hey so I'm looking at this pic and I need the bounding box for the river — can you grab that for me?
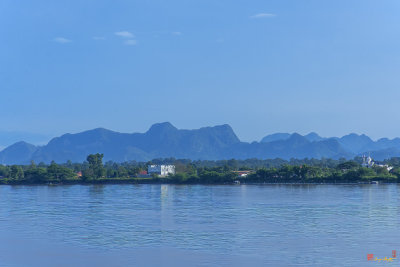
[0,184,398,266]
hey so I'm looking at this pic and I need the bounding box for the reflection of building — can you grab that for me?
[161,185,168,202]
[362,155,393,171]
[148,165,176,177]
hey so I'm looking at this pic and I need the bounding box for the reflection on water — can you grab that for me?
[0,184,399,266]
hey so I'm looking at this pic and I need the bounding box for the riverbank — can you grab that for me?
[1,156,399,185]
[0,177,397,186]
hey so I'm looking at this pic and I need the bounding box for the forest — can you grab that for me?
[0,154,399,184]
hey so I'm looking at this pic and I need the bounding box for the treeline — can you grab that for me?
[243,164,399,184]
[1,154,400,184]
[168,160,400,184]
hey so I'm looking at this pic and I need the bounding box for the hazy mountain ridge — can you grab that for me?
[0,141,38,164]
[0,131,51,148]
[0,123,399,164]
[261,132,400,158]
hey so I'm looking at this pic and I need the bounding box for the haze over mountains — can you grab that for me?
[0,131,51,151]
[0,122,400,165]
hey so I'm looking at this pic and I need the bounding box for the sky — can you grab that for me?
[1,0,400,146]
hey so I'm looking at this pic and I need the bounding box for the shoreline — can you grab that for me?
[0,179,395,186]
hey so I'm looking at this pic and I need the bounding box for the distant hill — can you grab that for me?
[261,132,324,143]
[334,133,374,154]
[260,133,291,143]
[0,141,38,164]
[304,132,325,142]
[0,122,241,164]
[236,133,350,160]
[1,123,400,164]
[0,131,50,149]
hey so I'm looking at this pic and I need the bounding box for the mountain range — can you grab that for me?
[1,122,400,164]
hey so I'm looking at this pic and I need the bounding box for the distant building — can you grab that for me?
[232,170,253,177]
[148,165,176,177]
[362,155,393,171]
[361,155,374,168]
[137,170,150,178]
[76,171,82,177]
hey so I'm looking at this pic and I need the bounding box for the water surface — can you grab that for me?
[0,184,399,266]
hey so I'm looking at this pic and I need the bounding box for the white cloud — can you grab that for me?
[53,37,72,43]
[115,31,135,38]
[250,13,276,19]
[124,39,137,46]
[172,31,182,36]
[93,36,106,40]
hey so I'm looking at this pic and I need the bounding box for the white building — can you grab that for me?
[148,165,176,177]
[361,155,374,168]
[362,155,393,171]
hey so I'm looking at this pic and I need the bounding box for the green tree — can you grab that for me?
[117,166,129,177]
[66,160,73,169]
[47,161,75,181]
[29,160,36,169]
[336,161,359,171]
[10,165,24,180]
[0,165,10,178]
[24,167,47,183]
[85,153,106,179]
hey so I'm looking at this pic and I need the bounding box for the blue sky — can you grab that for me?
[1,0,400,145]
